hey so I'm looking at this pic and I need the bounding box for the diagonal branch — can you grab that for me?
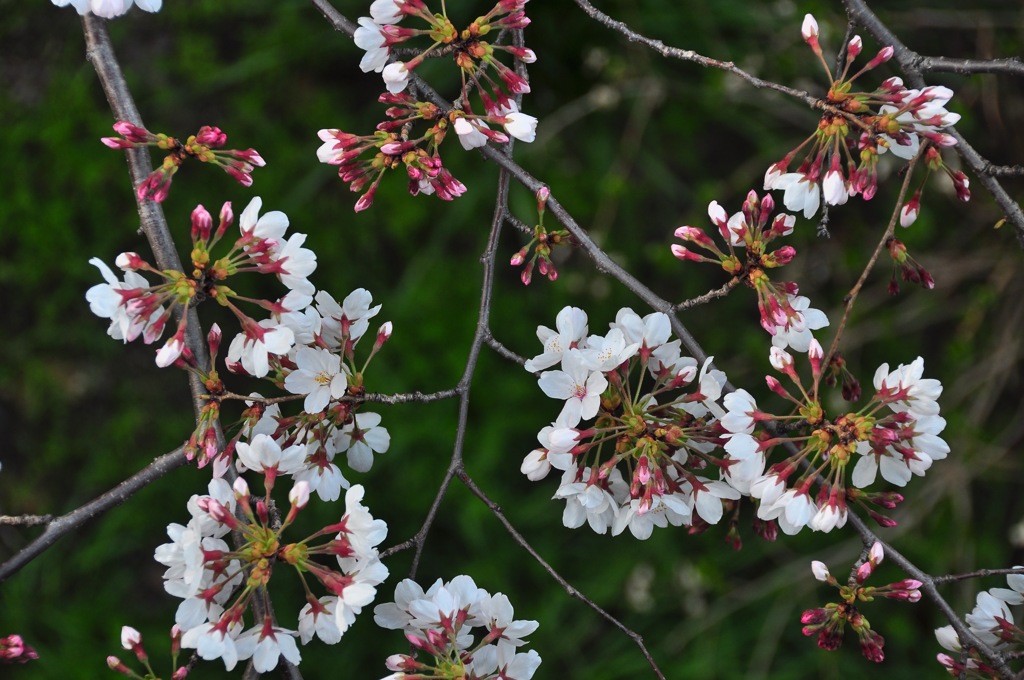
[841,0,1024,245]
[0,447,187,582]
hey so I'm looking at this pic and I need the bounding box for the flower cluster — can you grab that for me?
[510,186,571,284]
[764,14,966,219]
[934,568,1024,677]
[155,479,388,672]
[51,0,160,18]
[106,626,189,679]
[801,542,922,662]
[671,191,829,347]
[86,196,314,369]
[320,0,538,211]
[522,305,738,539]
[101,121,265,202]
[374,575,541,680]
[723,351,948,535]
[200,286,393,498]
[0,634,38,664]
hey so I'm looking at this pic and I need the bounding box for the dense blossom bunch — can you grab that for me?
[50,0,161,18]
[320,0,538,211]
[523,303,949,540]
[521,305,739,539]
[801,542,922,662]
[671,190,828,347]
[374,575,541,680]
[101,122,264,202]
[0,634,38,664]
[763,14,967,219]
[934,569,1024,677]
[86,196,314,369]
[723,352,948,535]
[207,286,393,498]
[155,479,387,672]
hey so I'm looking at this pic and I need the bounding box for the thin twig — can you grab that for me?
[457,471,667,680]
[817,151,920,397]
[0,447,187,582]
[673,277,742,312]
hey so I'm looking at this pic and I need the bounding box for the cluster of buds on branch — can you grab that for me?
[672,191,827,345]
[102,122,265,202]
[511,186,572,284]
[764,14,966,221]
[802,542,922,662]
[321,0,538,211]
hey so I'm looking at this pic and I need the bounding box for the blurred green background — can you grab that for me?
[2,0,1024,677]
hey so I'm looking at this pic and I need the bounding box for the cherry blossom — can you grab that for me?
[523,306,589,372]
[284,346,348,413]
[536,348,607,427]
[51,0,161,18]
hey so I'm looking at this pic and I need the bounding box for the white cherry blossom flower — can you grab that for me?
[454,117,490,150]
[382,61,410,94]
[335,412,390,472]
[52,0,161,17]
[537,349,607,427]
[234,624,301,673]
[524,306,589,372]
[235,433,307,477]
[226,320,295,378]
[354,17,389,73]
[284,346,348,413]
[771,172,821,219]
[771,295,829,353]
[180,621,242,671]
[317,288,382,346]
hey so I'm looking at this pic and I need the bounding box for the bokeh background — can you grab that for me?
[2,0,1024,677]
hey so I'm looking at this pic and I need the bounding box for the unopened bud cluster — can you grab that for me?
[802,542,922,662]
[102,121,265,203]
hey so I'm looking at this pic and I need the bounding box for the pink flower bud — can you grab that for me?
[801,14,819,41]
[120,626,141,651]
[672,244,705,263]
[674,225,715,246]
[112,121,149,141]
[847,35,863,60]
[289,481,310,509]
[866,45,895,70]
[374,321,393,351]
[115,252,146,270]
[869,541,884,566]
[101,136,136,149]
[536,185,550,213]
[207,323,222,359]
[191,204,213,241]
[195,125,227,147]
[233,476,250,499]
[107,656,133,675]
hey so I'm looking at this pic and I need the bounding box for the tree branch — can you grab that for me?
[0,447,187,582]
[841,0,1024,245]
